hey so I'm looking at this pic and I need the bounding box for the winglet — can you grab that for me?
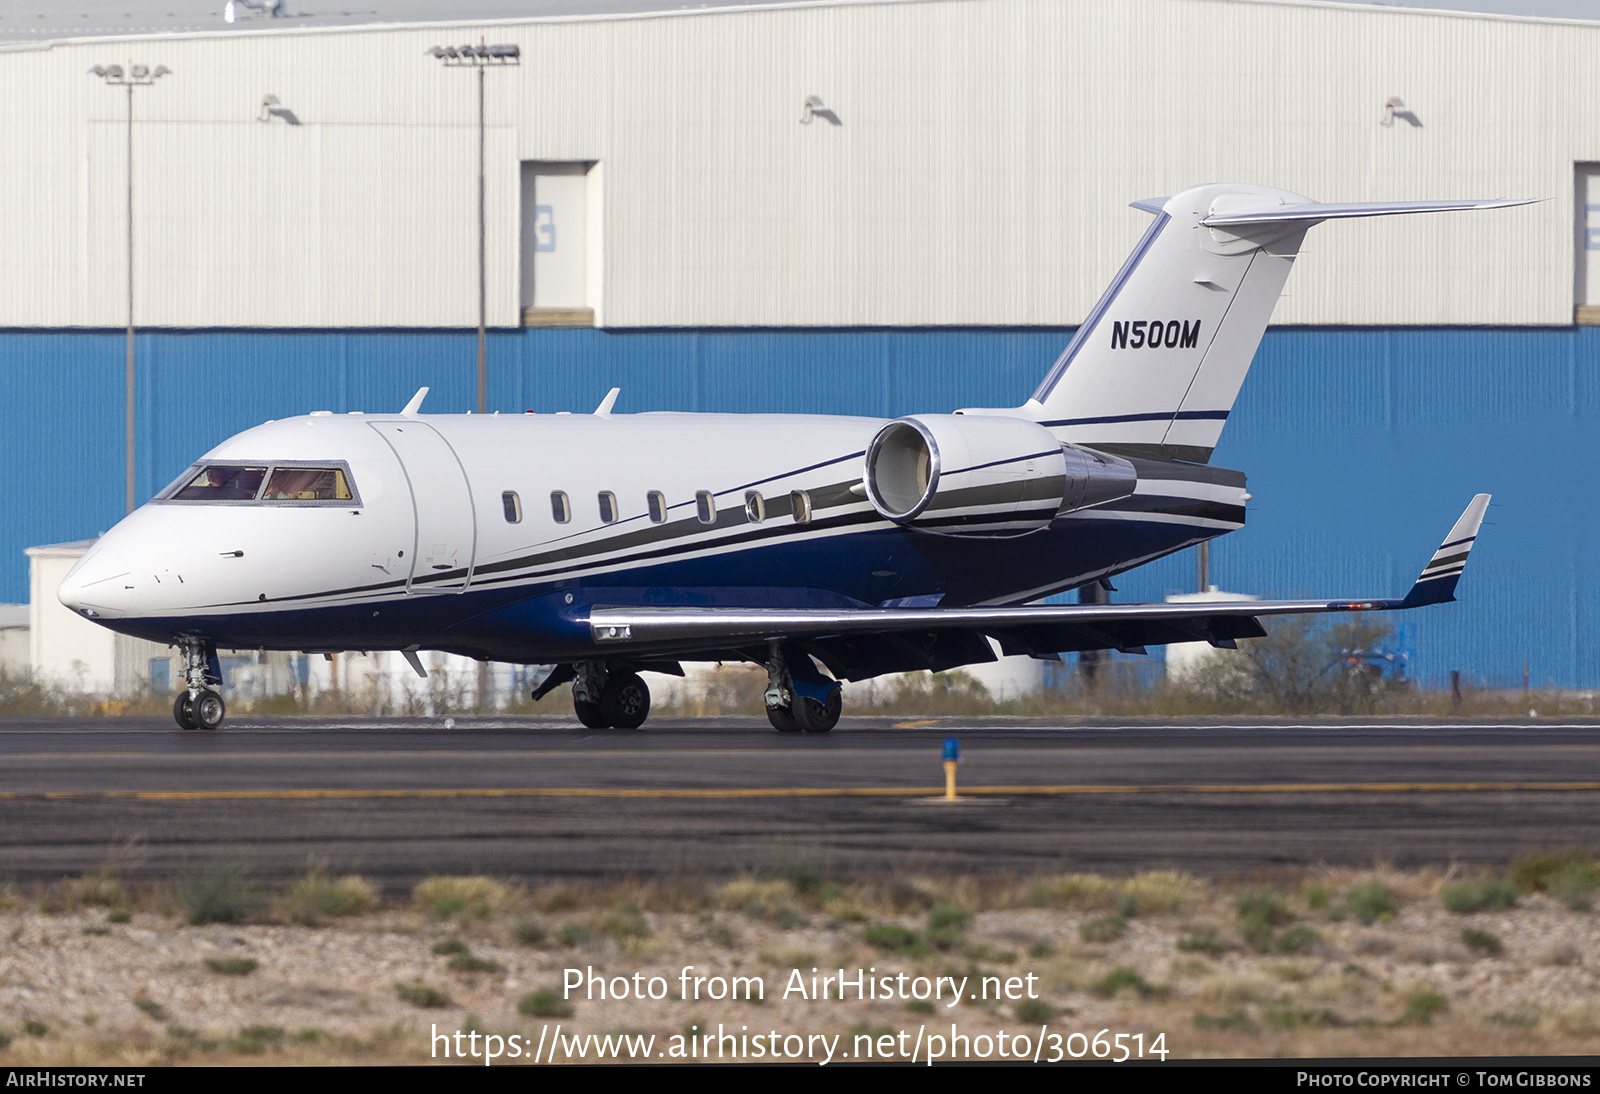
[400,387,429,416]
[594,387,620,416]
[1398,494,1491,608]
[401,647,428,678]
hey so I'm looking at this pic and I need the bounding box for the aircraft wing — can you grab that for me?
[587,495,1489,670]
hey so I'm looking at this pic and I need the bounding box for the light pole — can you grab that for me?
[427,41,520,416]
[90,61,171,515]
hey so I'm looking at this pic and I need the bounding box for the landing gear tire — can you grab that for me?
[792,690,841,734]
[601,671,651,730]
[192,689,226,731]
[173,691,197,731]
[766,705,802,733]
[574,697,610,729]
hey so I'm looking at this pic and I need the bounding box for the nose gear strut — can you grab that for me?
[173,638,226,731]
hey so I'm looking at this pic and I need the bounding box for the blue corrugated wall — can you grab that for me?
[5,325,1596,687]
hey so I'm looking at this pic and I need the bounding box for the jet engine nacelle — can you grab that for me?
[863,414,1136,536]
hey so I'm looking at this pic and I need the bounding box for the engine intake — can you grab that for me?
[864,415,1135,536]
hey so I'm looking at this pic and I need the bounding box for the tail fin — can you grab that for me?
[962,185,1533,463]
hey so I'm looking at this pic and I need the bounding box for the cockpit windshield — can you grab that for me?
[171,466,267,500]
[159,464,358,505]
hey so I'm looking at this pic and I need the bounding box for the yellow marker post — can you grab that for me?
[942,737,960,800]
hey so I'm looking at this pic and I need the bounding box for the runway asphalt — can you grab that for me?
[2,715,1598,884]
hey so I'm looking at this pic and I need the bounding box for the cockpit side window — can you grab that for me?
[262,467,353,501]
[171,465,268,501]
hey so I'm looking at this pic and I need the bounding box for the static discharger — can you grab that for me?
[943,737,960,800]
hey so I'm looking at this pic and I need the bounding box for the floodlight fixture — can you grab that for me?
[427,38,522,415]
[90,59,172,513]
[425,39,520,66]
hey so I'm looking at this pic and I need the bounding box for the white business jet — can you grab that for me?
[58,184,1526,732]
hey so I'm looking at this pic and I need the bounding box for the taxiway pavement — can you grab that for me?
[2,716,1596,883]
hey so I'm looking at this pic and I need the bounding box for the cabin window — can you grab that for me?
[744,491,765,523]
[598,491,618,524]
[791,489,812,524]
[172,465,268,501]
[695,491,716,525]
[262,467,354,501]
[551,491,571,523]
[647,491,668,524]
[502,491,522,523]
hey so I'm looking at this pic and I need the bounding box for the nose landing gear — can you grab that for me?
[173,639,225,731]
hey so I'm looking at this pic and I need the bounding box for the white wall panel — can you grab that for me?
[0,0,1593,328]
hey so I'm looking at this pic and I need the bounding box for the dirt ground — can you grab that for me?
[1,866,1597,1065]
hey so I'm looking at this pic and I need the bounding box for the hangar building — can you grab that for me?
[2,0,1597,689]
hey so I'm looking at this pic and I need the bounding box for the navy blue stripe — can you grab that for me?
[1037,410,1230,428]
[1033,212,1171,403]
[1437,535,1477,551]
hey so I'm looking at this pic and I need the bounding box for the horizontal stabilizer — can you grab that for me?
[1200,198,1537,227]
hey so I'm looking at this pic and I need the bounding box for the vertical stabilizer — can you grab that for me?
[960,185,1534,463]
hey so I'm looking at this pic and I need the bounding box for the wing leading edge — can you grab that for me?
[587,495,1490,669]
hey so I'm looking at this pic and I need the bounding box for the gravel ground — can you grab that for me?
[1,871,1598,1064]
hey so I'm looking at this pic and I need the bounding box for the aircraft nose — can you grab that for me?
[58,547,134,619]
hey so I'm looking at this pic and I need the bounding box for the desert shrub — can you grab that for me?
[1440,879,1518,914]
[228,1025,285,1054]
[1015,999,1056,1022]
[1461,928,1503,957]
[1546,862,1600,912]
[173,863,260,925]
[1346,881,1397,925]
[1272,924,1321,955]
[1119,871,1201,915]
[1029,873,1116,910]
[448,952,502,974]
[204,957,258,976]
[1401,990,1449,1026]
[1194,1009,1257,1033]
[1177,926,1228,957]
[513,918,547,946]
[1091,967,1160,999]
[556,923,593,947]
[1235,890,1293,925]
[133,997,167,1021]
[413,876,516,920]
[395,982,451,1008]
[1510,850,1597,893]
[598,904,650,940]
[62,871,125,909]
[862,924,927,956]
[283,870,376,924]
[518,989,573,1018]
[1265,1005,1344,1030]
[926,904,972,949]
[432,937,469,956]
[1079,915,1127,943]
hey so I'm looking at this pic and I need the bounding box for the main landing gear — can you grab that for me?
[764,642,842,734]
[173,639,226,731]
[569,662,651,730]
